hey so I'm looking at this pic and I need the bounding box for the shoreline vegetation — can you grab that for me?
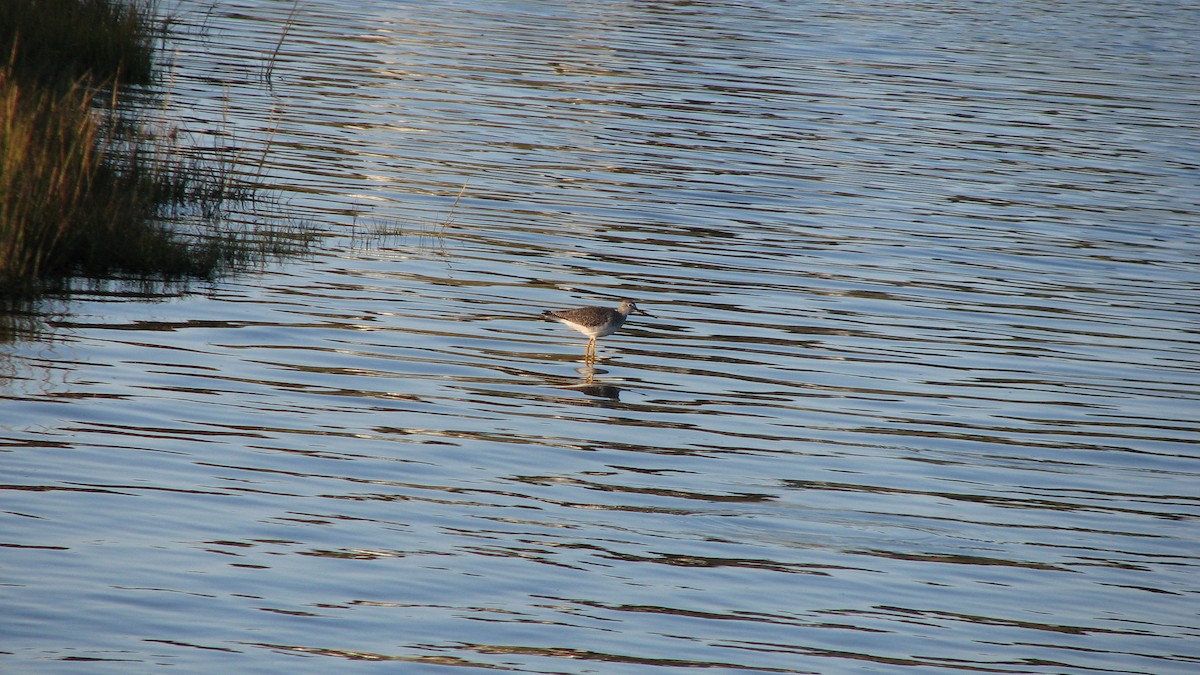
[1,0,306,298]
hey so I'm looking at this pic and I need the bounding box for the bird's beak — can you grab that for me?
[636,307,656,318]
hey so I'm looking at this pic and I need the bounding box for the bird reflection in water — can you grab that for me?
[563,378,622,400]
[551,364,622,400]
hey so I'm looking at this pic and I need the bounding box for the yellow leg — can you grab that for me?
[586,338,596,363]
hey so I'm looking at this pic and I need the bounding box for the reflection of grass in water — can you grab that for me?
[0,0,312,298]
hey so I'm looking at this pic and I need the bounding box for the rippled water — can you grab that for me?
[3,0,1199,672]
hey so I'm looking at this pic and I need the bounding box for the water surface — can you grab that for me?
[3,0,1199,672]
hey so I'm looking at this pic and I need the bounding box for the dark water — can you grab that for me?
[3,0,1199,672]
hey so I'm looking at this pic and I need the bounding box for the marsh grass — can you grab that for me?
[0,0,163,88]
[347,182,469,256]
[438,181,469,235]
[263,0,301,85]
[1,0,312,298]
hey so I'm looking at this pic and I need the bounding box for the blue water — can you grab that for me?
[3,0,1199,672]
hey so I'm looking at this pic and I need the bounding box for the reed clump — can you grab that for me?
[1,0,304,297]
[0,0,159,89]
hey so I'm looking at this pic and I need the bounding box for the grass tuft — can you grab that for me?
[0,0,163,89]
[0,0,310,298]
